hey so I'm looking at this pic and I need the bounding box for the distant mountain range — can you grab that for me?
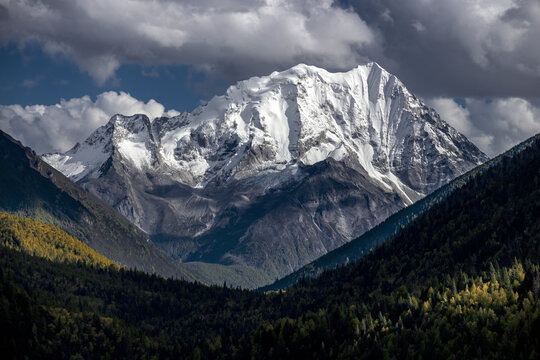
[42,63,488,287]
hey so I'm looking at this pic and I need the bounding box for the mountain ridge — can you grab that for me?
[0,130,202,281]
[1,132,539,359]
[42,63,488,287]
[45,62,487,194]
[261,132,540,291]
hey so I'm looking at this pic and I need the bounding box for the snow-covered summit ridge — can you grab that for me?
[43,113,158,182]
[43,62,488,199]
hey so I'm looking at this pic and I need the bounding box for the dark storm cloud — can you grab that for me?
[343,0,540,156]
[3,0,537,98]
[0,0,376,84]
[347,0,540,99]
[428,97,540,156]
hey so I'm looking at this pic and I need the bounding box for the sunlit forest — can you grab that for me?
[0,212,117,269]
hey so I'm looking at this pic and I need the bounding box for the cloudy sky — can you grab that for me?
[1,0,539,156]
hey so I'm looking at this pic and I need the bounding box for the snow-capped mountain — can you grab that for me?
[43,63,488,287]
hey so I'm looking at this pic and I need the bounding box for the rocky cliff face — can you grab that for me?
[43,63,488,287]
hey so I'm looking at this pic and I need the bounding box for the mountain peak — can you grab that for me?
[45,63,487,190]
[106,114,153,139]
[109,113,150,126]
[238,62,393,91]
[269,62,388,80]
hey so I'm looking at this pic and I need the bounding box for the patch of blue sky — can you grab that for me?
[0,43,225,112]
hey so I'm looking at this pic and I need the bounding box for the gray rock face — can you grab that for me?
[43,63,488,287]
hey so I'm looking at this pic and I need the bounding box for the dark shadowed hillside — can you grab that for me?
[0,130,200,281]
[262,133,539,291]
[1,133,539,358]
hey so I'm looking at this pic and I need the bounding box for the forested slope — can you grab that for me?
[0,212,117,268]
[1,133,539,359]
[0,130,201,281]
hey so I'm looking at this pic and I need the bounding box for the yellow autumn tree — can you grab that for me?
[0,212,118,269]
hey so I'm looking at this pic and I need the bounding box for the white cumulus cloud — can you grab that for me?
[0,92,179,154]
[428,97,540,157]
